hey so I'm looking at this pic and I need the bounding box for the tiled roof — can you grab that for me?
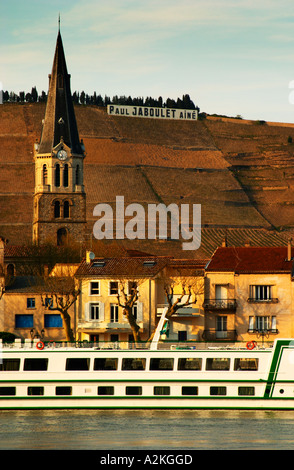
[206,246,294,273]
[75,256,171,278]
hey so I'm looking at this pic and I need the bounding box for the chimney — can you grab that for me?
[288,238,292,262]
[221,236,227,247]
[86,251,95,264]
[244,239,251,247]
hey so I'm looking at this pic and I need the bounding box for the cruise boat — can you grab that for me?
[1,311,294,409]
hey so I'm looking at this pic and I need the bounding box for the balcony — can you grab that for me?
[203,299,237,311]
[156,304,200,316]
[247,298,278,304]
[202,329,238,341]
[77,320,143,332]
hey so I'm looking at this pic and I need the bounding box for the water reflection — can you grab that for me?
[0,409,294,449]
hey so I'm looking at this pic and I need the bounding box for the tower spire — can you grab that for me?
[37,30,83,156]
[58,13,60,33]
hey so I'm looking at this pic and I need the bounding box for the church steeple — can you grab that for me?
[33,29,86,247]
[37,30,83,156]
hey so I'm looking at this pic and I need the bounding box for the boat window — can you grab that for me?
[65,358,90,371]
[210,386,226,396]
[98,386,114,396]
[150,358,174,370]
[178,358,202,370]
[28,387,44,396]
[0,387,16,396]
[153,386,170,396]
[122,358,146,370]
[23,358,48,371]
[0,359,20,371]
[182,386,198,396]
[125,386,142,396]
[238,387,255,396]
[234,358,259,371]
[56,386,72,396]
[93,358,118,370]
[206,358,230,371]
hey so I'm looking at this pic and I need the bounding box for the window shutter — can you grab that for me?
[84,302,89,322]
[99,302,105,321]
[248,316,254,332]
[137,302,143,322]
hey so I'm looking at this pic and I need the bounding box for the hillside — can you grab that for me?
[0,102,293,258]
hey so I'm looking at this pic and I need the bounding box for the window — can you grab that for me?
[15,314,33,328]
[210,386,226,396]
[63,164,68,187]
[54,200,60,218]
[63,200,70,218]
[55,164,60,187]
[178,358,202,371]
[56,386,72,395]
[122,358,146,370]
[98,386,114,396]
[90,281,100,295]
[128,281,138,295]
[154,386,170,396]
[250,285,272,301]
[249,316,277,333]
[109,281,119,295]
[178,331,187,341]
[44,314,62,328]
[44,298,53,308]
[110,304,119,323]
[94,358,118,370]
[150,358,174,371]
[66,358,90,371]
[27,298,35,309]
[125,386,142,396]
[182,386,198,396]
[132,304,138,320]
[6,264,14,276]
[90,303,100,321]
[0,387,16,396]
[24,358,48,371]
[256,316,270,332]
[0,359,20,371]
[238,387,255,396]
[206,358,230,371]
[234,358,259,371]
[28,387,44,396]
[57,227,68,246]
[42,164,48,185]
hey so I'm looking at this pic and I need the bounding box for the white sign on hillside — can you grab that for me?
[107,104,198,121]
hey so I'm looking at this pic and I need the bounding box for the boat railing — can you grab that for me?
[0,339,274,351]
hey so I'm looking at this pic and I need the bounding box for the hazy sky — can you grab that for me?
[2,0,294,122]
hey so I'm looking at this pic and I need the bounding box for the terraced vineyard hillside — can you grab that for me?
[0,103,293,258]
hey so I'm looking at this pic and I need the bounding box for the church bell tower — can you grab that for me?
[33,28,86,246]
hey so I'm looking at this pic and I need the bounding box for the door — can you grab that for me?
[216,316,227,339]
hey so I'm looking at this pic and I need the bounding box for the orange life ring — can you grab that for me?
[36,341,45,350]
[246,341,256,350]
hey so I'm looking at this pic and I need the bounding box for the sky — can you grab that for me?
[1,0,294,123]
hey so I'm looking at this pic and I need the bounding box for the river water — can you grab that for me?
[0,409,294,450]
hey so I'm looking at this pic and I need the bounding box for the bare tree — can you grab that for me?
[163,272,204,320]
[116,280,142,343]
[41,269,80,342]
